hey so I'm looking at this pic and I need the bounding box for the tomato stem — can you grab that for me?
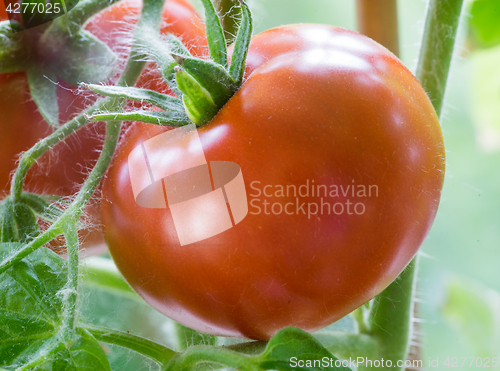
[84,0,252,127]
[165,345,260,371]
[84,324,178,365]
[61,222,79,341]
[361,258,418,370]
[416,0,465,117]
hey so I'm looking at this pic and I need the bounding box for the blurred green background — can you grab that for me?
[82,0,500,369]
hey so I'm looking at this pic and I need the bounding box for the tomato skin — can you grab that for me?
[102,25,445,339]
[0,0,206,254]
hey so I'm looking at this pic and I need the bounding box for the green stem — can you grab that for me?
[10,111,94,202]
[61,222,80,342]
[84,325,177,365]
[416,0,465,117]
[166,346,258,371]
[0,115,122,274]
[361,258,418,370]
[80,257,140,300]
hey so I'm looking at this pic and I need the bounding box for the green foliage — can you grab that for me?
[0,244,111,369]
[442,276,500,358]
[0,0,467,368]
[165,327,351,371]
[0,21,27,73]
[469,0,500,47]
[27,68,60,127]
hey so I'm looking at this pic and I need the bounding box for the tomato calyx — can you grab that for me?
[84,0,252,127]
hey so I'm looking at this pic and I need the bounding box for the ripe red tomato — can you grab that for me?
[0,0,206,254]
[102,24,445,340]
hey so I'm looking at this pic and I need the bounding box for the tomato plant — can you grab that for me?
[0,0,465,369]
[101,22,445,340]
[0,0,206,254]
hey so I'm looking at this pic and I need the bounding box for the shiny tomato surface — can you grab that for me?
[0,0,206,254]
[103,24,445,340]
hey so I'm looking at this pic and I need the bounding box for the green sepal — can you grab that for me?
[0,198,17,243]
[171,54,237,105]
[13,203,40,243]
[229,0,253,85]
[27,67,60,128]
[175,67,219,126]
[40,26,117,85]
[83,83,185,112]
[0,21,28,73]
[19,193,64,223]
[200,0,228,67]
[87,110,191,127]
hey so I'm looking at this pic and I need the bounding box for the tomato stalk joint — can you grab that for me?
[84,0,253,127]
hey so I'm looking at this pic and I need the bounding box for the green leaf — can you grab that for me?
[57,29,117,85]
[442,275,500,357]
[52,328,112,370]
[0,245,66,365]
[0,243,110,369]
[27,68,59,128]
[87,109,191,126]
[83,84,185,112]
[228,0,253,85]
[256,328,351,370]
[13,203,40,243]
[0,21,28,73]
[200,0,228,67]
[3,328,111,370]
[0,199,18,243]
[470,0,500,47]
[19,193,64,223]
